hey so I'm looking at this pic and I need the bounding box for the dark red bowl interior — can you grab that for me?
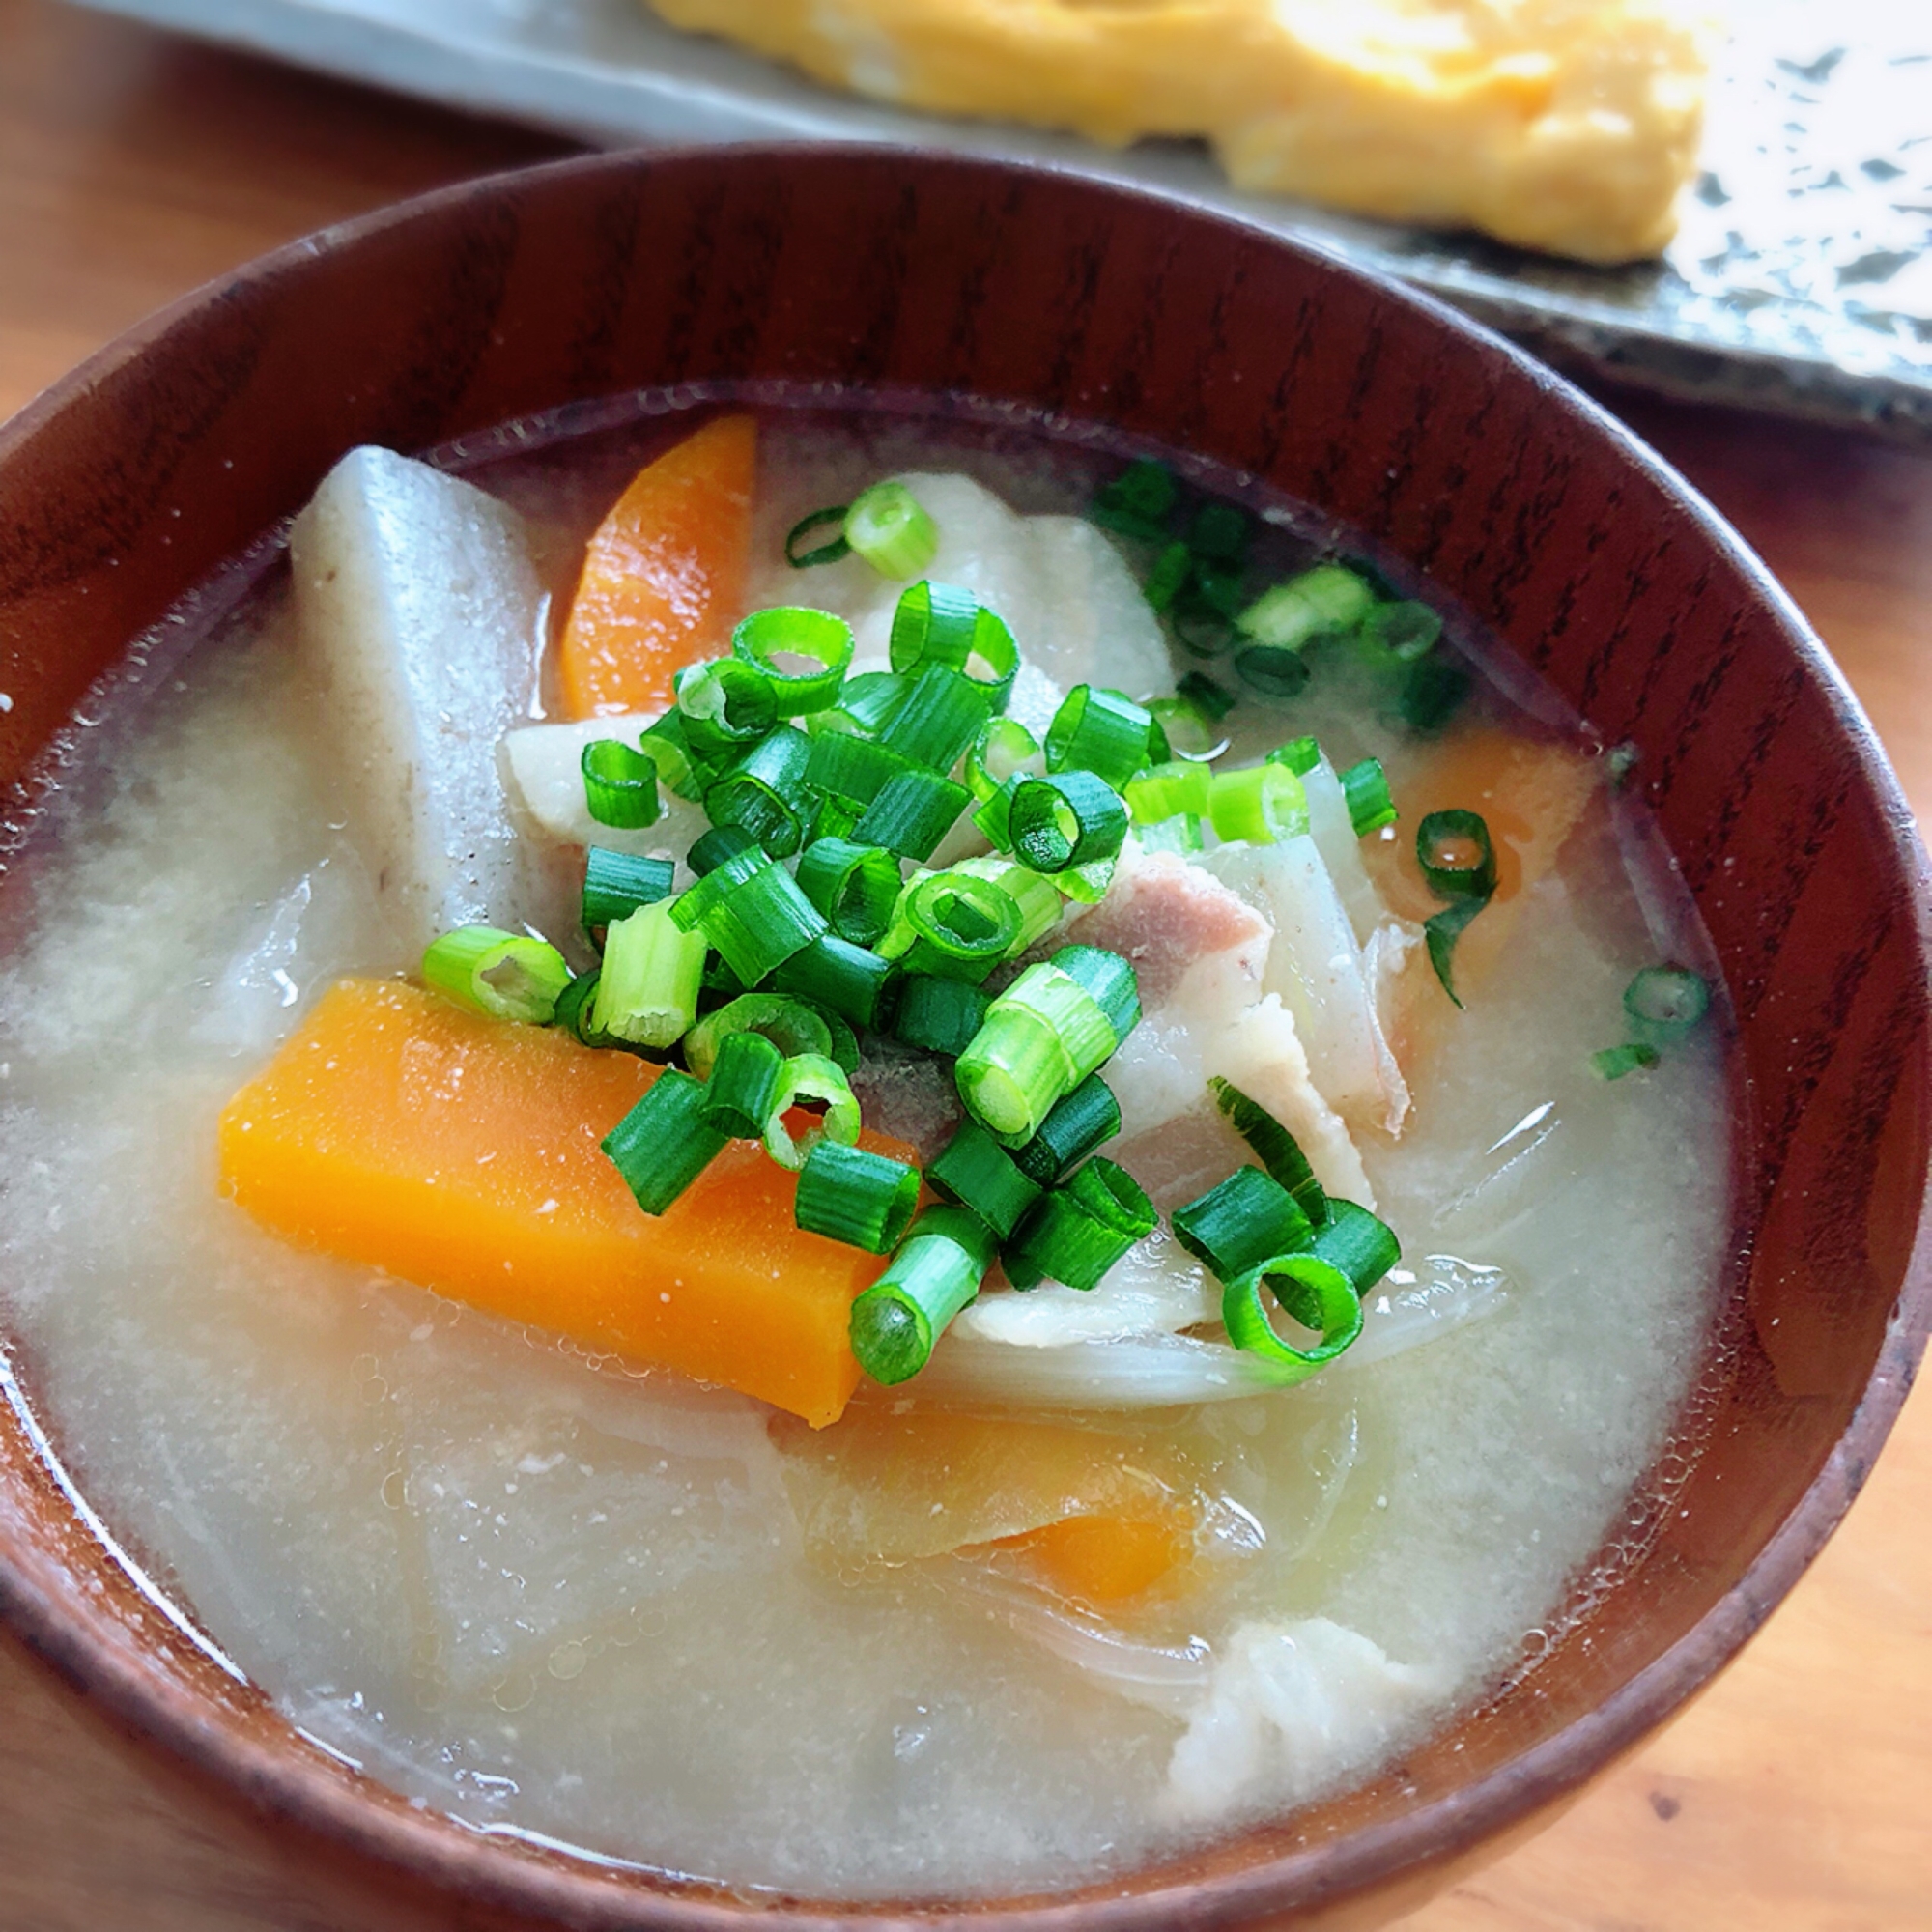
[0,146,1927,1931]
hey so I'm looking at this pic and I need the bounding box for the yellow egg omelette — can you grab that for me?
[643,0,1717,263]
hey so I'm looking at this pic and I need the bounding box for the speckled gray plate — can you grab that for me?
[71,0,1932,441]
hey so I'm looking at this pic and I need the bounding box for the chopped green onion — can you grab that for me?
[591,899,707,1048]
[1050,854,1121,906]
[1172,1165,1314,1282]
[972,771,1023,853]
[1416,808,1496,1008]
[700,952,748,1004]
[1146,695,1226,762]
[1176,670,1235,723]
[1401,656,1472,732]
[1268,736,1321,778]
[1054,944,1142,1040]
[639,710,713,802]
[945,854,1063,952]
[1306,1197,1401,1295]
[1624,966,1710,1037]
[688,823,759,877]
[700,1028,787,1139]
[674,656,779,762]
[892,974,991,1056]
[552,969,608,1046]
[848,1205,996,1385]
[955,948,1138,1147]
[763,1052,863,1171]
[1188,500,1251,563]
[1009,1074,1121,1186]
[1364,600,1443,660]
[879,664,993,774]
[1046,685,1155,790]
[1208,762,1309,845]
[581,737,662,830]
[794,1142,920,1254]
[844,481,940,580]
[803,1000,861,1075]
[888,583,1019,710]
[964,716,1043,804]
[731,607,854,715]
[1009,771,1129,874]
[771,934,895,1030]
[878,871,1022,983]
[1417,810,1497,901]
[805,728,915,807]
[673,853,829,987]
[422,926,572,1026]
[1339,757,1398,836]
[582,849,675,931]
[1135,814,1206,856]
[602,1068,729,1216]
[668,841,768,930]
[852,768,972,862]
[795,837,902,947]
[1209,1077,1327,1225]
[683,992,835,1079]
[926,1120,1044,1240]
[1124,759,1212,825]
[1235,647,1312,700]
[1091,458,1178,542]
[785,505,851,567]
[1143,540,1192,612]
[1004,1158,1155,1291]
[703,724,814,858]
[1221,1257,1361,1378]
[810,669,909,741]
[1236,563,1375,650]
[807,795,863,844]
[1593,1042,1660,1080]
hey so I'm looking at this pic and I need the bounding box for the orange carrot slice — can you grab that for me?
[773,1403,1198,1605]
[217,978,906,1427]
[556,413,757,718]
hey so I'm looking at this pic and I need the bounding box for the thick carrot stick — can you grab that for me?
[556,413,757,718]
[218,978,904,1427]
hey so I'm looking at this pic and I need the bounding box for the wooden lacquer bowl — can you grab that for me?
[0,148,1926,1932]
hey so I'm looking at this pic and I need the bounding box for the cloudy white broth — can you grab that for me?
[0,405,1729,1896]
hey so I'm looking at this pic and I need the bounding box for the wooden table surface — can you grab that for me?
[0,2,1927,1924]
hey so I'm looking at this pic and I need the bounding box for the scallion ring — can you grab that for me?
[1416,809,1497,1009]
[702,724,814,858]
[422,926,572,1026]
[762,1052,863,1172]
[794,1142,921,1254]
[1208,762,1309,845]
[700,1028,788,1140]
[602,1068,729,1216]
[964,716,1044,804]
[1222,1255,1362,1376]
[1045,685,1156,791]
[1003,1157,1155,1292]
[1209,1076,1328,1225]
[784,504,851,568]
[730,607,855,715]
[682,993,835,1080]
[1339,757,1398,837]
[1171,1165,1315,1283]
[1593,1042,1661,1080]
[590,899,707,1049]
[878,871,1022,984]
[852,767,973,863]
[674,656,779,762]
[844,481,940,580]
[848,1205,996,1385]
[581,848,675,931]
[581,737,662,830]
[1624,966,1710,1037]
[795,837,902,947]
[926,1120,1044,1241]
[1008,771,1128,875]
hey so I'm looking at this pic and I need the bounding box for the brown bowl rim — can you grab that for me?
[0,143,1928,1930]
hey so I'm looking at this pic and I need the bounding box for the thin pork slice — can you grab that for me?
[290,447,549,954]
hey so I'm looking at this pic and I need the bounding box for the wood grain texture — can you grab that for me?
[0,2,1925,1927]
